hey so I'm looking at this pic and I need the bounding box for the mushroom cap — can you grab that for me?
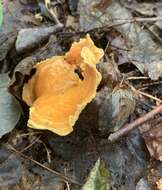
[22,35,104,136]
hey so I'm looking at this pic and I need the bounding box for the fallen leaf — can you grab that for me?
[128,2,156,16]
[78,0,162,80]
[0,32,16,61]
[99,86,136,132]
[0,148,23,188]
[81,158,110,190]
[16,24,63,53]
[142,124,162,161]
[9,56,36,100]
[0,74,21,138]
[0,0,33,61]
[0,146,64,189]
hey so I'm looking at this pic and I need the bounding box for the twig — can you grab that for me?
[127,76,149,80]
[137,90,162,103]
[86,16,162,33]
[112,16,162,23]
[65,181,71,190]
[137,81,162,90]
[38,139,51,164]
[110,44,131,51]
[7,144,81,186]
[19,136,51,164]
[130,85,162,103]
[20,136,40,153]
[108,104,162,142]
[17,132,42,137]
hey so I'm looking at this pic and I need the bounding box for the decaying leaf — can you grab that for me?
[0,148,23,188]
[99,86,135,132]
[0,0,32,61]
[16,24,63,53]
[9,56,36,100]
[0,74,21,138]
[81,158,110,190]
[22,35,104,136]
[78,0,162,80]
[0,146,64,189]
[142,124,162,161]
[0,32,17,62]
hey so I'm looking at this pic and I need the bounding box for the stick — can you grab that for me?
[108,105,162,142]
[112,16,162,23]
[137,90,162,103]
[127,76,149,80]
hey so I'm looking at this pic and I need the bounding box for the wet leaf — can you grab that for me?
[31,166,65,190]
[0,146,64,189]
[16,24,63,53]
[81,158,110,190]
[102,135,148,190]
[99,86,136,132]
[0,148,23,188]
[0,74,21,138]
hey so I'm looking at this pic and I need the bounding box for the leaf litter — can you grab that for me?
[0,0,162,189]
[0,74,21,138]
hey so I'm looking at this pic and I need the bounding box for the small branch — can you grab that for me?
[86,16,162,34]
[130,85,162,103]
[127,76,149,80]
[7,144,81,186]
[137,81,162,90]
[20,136,40,153]
[137,90,162,103]
[108,105,162,142]
[112,16,162,23]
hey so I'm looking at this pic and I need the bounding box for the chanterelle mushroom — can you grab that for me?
[22,35,104,136]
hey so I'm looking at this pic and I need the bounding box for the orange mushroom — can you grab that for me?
[22,35,104,136]
[157,179,162,190]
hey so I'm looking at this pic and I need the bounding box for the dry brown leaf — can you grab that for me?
[142,124,162,161]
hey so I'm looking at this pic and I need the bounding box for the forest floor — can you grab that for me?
[0,0,162,189]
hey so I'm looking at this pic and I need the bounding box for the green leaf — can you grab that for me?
[81,158,110,190]
[0,1,3,27]
[0,74,21,138]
